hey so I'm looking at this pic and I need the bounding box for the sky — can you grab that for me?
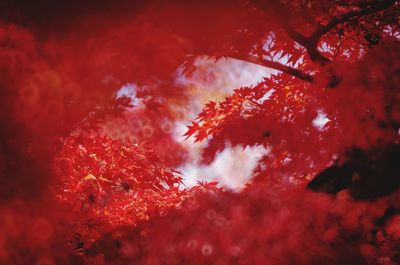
[113,55,332,191]
[114,57,274,191]
[173,57,273,190]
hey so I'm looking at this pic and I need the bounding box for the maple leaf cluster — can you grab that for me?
[52,135,191,243]
[0,0,399,265]
[86,185,400,265]
[186,40,400,181]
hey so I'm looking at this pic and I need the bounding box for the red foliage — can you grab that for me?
[53,135,191,244]
[0,1,399,265]
[87,186,400,265]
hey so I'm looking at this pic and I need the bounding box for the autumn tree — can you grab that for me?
[0,0,399,264]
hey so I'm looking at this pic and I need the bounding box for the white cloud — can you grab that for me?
[312,110,330,130]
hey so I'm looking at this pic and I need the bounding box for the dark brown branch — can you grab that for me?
[255,0,396,65]
[228,53,314,83]
[255,0,330,64]
[310,0,397,43]
[306,0,396,64]
[219,1,396,83]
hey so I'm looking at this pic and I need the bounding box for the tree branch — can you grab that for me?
[310,0,396,43]
[228,53,314,83]
[254,0,330,64]
[255,0,396,65]
[209,1,396,84]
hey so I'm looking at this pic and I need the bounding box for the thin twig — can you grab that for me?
[228,53,314,82]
